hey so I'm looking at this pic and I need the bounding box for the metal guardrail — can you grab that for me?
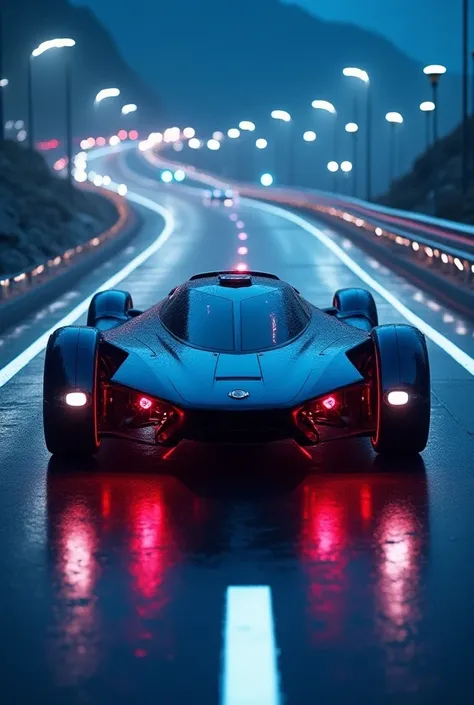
[238,187,474,295]
[0,184,130,303]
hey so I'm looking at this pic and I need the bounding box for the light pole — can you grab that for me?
[343,67,371,200]
[302,130,317,187]
[95,87,121,135]
[423,64,446,215]
[462,0,469,194]
[0,9,4,142]
[385,112,404,190]
[340,160,353,195]
[420,101,435,150]
[311,100,337,189]
[270,110,294,185]
[226,127,241,178]
[238,120,256,181]
[29,38,76,183]
[327,160,339,192]
[345,122,359,196]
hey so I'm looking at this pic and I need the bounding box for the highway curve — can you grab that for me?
[0,147,474,705]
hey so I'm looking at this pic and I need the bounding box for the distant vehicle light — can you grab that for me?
[128,130,139,140]
[139,396,153,410]
[207,138,221,150]
[174,169,186,182]
[117,184,128,195]
[238,246,248,255]
[256,138,268,149]
[340,160,353,173]
[327,161,339,172]
[236,262,248,272]
[183,127,195,138]
[65,392,88,407]
[387,391,409,406]
[227,128,241,139]
[260,173,273,186]
[161,170,173,183]
[213,189,222,197]
[118,129,128,140]
[303,130,317,142]
[188,137,201,149]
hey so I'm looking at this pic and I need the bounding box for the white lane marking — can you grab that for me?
[244,198,474,376]
[0,189,175,388]
[221,586,281,705]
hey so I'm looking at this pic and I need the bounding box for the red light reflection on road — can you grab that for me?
[375,502,422,639]
[301,483,348,644]
[51,501,100,685]
[129,490,167,603]
[299,474,426,686]
[360,483,372,522]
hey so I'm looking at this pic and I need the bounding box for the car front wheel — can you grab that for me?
[43,326,101,457]
[370,324,430,455]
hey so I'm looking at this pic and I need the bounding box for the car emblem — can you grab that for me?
[228,389,249,400]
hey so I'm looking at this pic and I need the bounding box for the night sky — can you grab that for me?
[71,0,464,70]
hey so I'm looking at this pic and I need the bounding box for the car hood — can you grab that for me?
[108,327,366,410]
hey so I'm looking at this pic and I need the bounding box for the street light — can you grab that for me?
[207,138,221,150]
[256,138,268,149]
[121,103,137,115]
[341,160,353,173]
[312,100,338,189]
[183,127,195,138]
[261,173,274,186]
[0,78,8,87]
[303,130,317,142]
[327,161,339,172]
[95,87,120,104]
[271,109,295,184]
[423,64,446,215]
[271,109,291,122]
[342,67,371,200]
[423,65,446,145]
[420,101,435,148]
[239,120,256,131]
[29,37,76,184]
[228,128,240,139]
[385,112,404,188]
[188,137,201,149]
[344,123,359,196]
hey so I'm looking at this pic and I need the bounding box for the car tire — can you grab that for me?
[43,326,101,457]
[370,324,430,456]
[87,290,133,331]
[333,288,378,331]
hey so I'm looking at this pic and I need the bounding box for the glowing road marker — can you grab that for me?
[244,198,474,377]
[221,586,281,705]
[0,188,175,388]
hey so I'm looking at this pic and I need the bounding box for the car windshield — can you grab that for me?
[240,290,310,351]
[160,287,235,351]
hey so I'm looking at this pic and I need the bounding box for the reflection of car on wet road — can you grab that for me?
[43,271,431,457]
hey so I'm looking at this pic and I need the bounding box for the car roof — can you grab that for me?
[159,272,312,352]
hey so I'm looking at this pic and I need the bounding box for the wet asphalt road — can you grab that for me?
[1,148,474,705]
